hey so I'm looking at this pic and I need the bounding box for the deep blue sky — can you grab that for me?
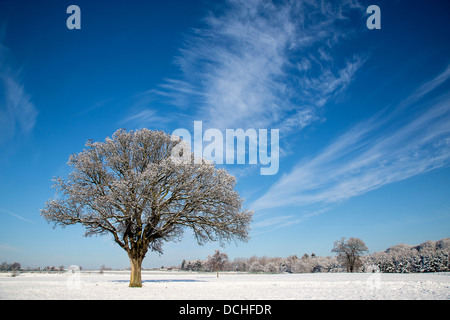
[1,0,449,269]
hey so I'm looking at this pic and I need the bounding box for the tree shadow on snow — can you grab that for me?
[112,279,206,283]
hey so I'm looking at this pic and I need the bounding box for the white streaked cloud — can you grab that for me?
[121,109,167,129]
[251,64,450,214]
[0,75,37,134]
[0,208,36,225]
[119,90,183,130]
[157,0,365,131]
[0,27,38,146]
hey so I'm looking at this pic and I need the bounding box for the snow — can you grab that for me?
[0,271,449,300]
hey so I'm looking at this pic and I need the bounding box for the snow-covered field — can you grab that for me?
[0,271,449,300]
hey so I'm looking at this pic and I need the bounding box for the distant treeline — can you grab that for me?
[0,262,71,272]
[0,262,22,271]
[3,238,448,274]
[181,238,450,274]
[366,238,450,273]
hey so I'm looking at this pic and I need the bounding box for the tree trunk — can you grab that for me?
[129,257,143,287]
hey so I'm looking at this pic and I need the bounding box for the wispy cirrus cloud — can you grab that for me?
[0,208,36,225]
[251,64,450,214]
[0,27,38,147]
[118,90,183,131]
[157,0,365,130]
[0,75,37,141]
[120,109,168,129]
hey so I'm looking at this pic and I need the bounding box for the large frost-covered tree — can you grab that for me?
[41,129,253,287]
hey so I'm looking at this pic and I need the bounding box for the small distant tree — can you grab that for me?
[41,129,253,287]
[332,237,368,272]
[206,250,228,277]
[100,265,112,272]
[10,262,21,271]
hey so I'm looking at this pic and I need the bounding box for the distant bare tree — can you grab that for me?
[10,262,21,271]
[100,265,112,272]
[206,250,229,277]
[332,237,368,272]
[41,129,253,287]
